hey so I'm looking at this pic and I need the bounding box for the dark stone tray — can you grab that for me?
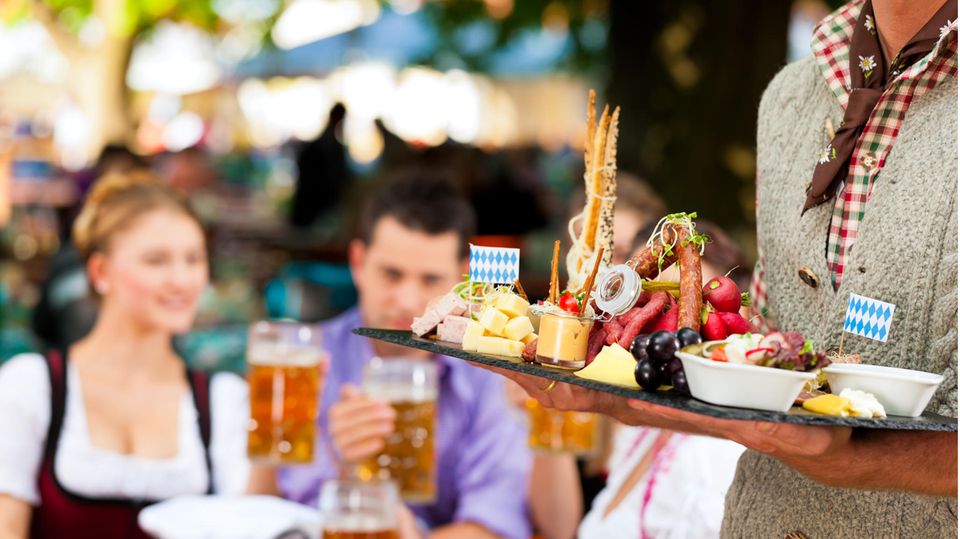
[353,328,957,432]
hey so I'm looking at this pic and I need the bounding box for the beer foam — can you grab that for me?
[325,512,394,532]
[363,383,437,403]
[247,343,324,366]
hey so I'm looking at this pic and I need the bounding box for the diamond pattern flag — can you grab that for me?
[469,244,520,284]
[843,293,895,342]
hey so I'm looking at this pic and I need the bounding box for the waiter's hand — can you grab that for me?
[483,366,956,495]
[329,384,396,463]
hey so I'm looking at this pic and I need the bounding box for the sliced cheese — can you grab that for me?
[574,343,640,389]
[476,336,525,358]
[502,316,534,341]
[521,332,538,345]
[461,320,485,352]
[495,293,530,318]
[478,307,509,335]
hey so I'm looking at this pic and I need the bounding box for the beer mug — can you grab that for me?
[526,398,599,455]
[320,480,400,539]
[358,357,438,503]
[246,320,325,464]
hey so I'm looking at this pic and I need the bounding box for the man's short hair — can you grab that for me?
[358,169,476,259]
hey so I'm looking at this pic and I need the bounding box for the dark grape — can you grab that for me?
[676,327,703,348]
[631,334,651,355]
[647,331,680,364]
[671,369,690,395]
[634,359,658,391]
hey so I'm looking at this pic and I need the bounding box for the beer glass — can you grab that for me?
[319,480,399,539]
[358,357,438,503]
[526,398,599,455]
[246,320,325,464]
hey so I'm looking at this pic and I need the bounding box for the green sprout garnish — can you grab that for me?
[645,212,709,271]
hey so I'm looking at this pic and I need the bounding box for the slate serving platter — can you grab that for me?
[353,328,957,432]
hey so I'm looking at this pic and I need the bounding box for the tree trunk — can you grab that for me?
[606,0,792,234]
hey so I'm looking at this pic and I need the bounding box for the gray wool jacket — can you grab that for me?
[720,56,958,538]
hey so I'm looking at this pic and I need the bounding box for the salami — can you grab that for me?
[587,326,607,363]
[618,291,668,349]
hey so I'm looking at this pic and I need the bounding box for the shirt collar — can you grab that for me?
[811,0,958,107]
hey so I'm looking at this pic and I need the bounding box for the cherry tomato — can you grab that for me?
[710,346,728,362]
[558,292,580,314]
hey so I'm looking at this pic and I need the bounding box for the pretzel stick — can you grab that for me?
[549,240,560,303]
[513,279,528,302]
[578,247,604,316]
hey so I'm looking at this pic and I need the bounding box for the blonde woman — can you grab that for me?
[0,173,273,539]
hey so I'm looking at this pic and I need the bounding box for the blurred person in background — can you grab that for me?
[0,172,274,539]
[32,145,149,352]
[569,172,667,265]
[291,103,350,229]
[278,170,532,539]
[578,222,747,539]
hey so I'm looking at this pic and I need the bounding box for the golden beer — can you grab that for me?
[359,358,438,503]
[356,399,436,502]
[246,321,324,464]
[320,480,399,539]
[526,398,599,455]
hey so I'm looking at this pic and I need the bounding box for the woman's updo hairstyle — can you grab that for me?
[72,170,201,260]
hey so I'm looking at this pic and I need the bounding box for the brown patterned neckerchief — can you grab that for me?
[803,0,958,212]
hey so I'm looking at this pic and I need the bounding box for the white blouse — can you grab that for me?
[579,426,745,539]
[0,354,251,505]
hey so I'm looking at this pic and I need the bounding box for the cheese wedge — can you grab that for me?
[502,316,534,341]
[461,320,485,352]
[476,336,525,358]
[495,293,530,318]
[574,343,640,389]
[478,307,509,335]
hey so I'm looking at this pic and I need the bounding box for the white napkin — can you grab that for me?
[139,495,322,539]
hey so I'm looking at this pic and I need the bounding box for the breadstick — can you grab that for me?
[578,247,604,316]
[549,240,560,303]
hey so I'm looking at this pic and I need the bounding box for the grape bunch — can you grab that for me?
[630,328,702,394]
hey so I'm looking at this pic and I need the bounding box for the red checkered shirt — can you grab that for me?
[750,0,958,329]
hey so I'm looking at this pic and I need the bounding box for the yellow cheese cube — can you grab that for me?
[521,332,538,345]
[461,320,485,352]
[495,293,530,318]
[476,336,525,358]
[478,307,509,335]
[502,316,534,341]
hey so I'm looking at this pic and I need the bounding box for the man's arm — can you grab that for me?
[488,366,958,496]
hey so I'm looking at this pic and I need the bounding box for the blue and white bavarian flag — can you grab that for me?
[843,293,895,343]
[469,244,519,284]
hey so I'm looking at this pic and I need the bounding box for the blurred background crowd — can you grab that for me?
[0,0,838,367]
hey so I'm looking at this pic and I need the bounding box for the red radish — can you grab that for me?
[718,311,751,335]
[650,305,679,332]
[702,276,742,313]
[701,311,728,341]
[745,347,774,364]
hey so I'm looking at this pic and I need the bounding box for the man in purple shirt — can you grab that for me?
[279,171,532,539]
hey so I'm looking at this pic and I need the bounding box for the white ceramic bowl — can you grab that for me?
[676,350,816,412]
[822,363,943,417]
